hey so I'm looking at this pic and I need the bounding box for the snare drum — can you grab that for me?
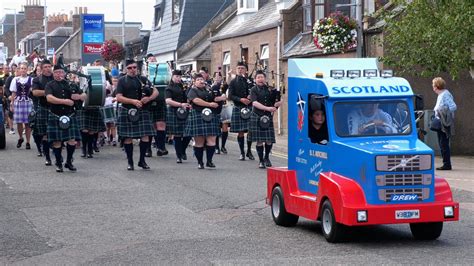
[101,105,117,123]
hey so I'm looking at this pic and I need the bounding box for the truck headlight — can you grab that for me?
[357,210,368,222]
[444,206,454,218]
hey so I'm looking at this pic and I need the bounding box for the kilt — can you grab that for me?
[248,112,276,143]
[47,112,81,142]
[184,109,220,137]
[230,105,250,132]
[166,106,186,135]
[117,106,155,138]
[149,101,166,122]
[77,108,106,132]
[13,99,33,124]
[220,105,232,123]
[33,105,49,136]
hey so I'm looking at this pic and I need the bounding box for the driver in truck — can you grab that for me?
[347,103,394,135]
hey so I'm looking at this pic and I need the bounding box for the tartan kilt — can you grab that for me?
[248,112,276,143]
[77,108,106,132]
[33,105,49,136]
[184,109,220,137]
[117,107,155,138]
[13,99,33,124]
[47,112,81,142]
[166,106,186,135]
[230,105,250,132]
[149,101,166,122]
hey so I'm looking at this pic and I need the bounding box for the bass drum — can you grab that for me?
[80,66,106,108]
[148,63,171,86]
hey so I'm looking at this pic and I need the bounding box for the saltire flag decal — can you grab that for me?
[297,91,305,132]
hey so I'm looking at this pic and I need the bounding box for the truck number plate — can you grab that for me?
[395,210,420,220]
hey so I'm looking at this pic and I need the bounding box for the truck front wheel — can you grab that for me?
[410,222,443,240]
[271,186,299,227]
[321,200,345,243]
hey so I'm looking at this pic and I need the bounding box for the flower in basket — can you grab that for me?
[312,11,357,54]
[100,39,125,62]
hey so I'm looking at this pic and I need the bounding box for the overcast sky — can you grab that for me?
[0,0,155,30]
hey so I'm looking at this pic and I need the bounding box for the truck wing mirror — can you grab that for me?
[415,94,424,111]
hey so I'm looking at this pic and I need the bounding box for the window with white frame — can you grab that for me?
[222,52,231,78]
[238,0,258,14]
[260,45,269,69]
[153,4,163,29]
[172,0,181,23]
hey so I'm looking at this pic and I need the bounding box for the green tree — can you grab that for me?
[381,0,474,79]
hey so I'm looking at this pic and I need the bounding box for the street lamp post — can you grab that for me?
[4,8,17,52]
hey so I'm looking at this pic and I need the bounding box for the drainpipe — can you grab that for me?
[277,20,282,135]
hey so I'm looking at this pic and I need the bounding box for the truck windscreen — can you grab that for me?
[334,101,412,137]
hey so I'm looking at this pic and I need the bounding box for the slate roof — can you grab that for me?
[147,0,233,55]
[47,27,73,37]
[1,13,25,35]
[209,0,280,41]
[283,32,321,58]
[178,38,211,63]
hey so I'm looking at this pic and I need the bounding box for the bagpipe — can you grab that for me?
[245,52,285,102]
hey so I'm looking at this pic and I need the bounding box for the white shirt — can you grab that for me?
[9,54,26,68]
[434,90,456,118]
[347,109,393,135]
[9,76,32,93]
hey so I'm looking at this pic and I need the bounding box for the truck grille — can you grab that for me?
[376,174,432,186]
[378,188,430,202]
[376,154,431,171]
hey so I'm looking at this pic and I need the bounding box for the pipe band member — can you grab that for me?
[116,59,158,170]
[248,70,283,169]
[228,61,254,161]
[184,73,220,169]
[165,69,191,164]
[45,65,86,172]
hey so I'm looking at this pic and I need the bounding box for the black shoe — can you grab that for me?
[182,153,187,160]
[206,161,216,168]
[87,154,93,159]
[198,162,205,169]
[145,151,152,157]
[239,154,245,161]
[259,161,266,169]
[138,161,150,170]
[64,162,77,171]
[94,147,100,153]
[176,158,183,164]
[162,149,169,155]
[246,152,255,160]
[264,158,272,167]
[81,153,86,158]
[220,147,228,154]
[45,160,52,166]
[436,165,452,170]
[25,143,31,150]
[156,149,164,156]
[17,138,24,148]
[55,163,63,172]
[37,152,43,157]
[215,149,220,154]
[127,163,134,171]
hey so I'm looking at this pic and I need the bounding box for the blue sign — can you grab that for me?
[83,32,104,43]
[83,15,104,31]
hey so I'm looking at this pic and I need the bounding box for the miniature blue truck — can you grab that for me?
[267,58,459,242]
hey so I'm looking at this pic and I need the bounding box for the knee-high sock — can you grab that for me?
[156,130,166,150]
[182,136,192,154]
[174,137,183,158]
[139,141,148,163]
[33,134,42,153]
[206,145,215,163]
[87,134,94,155]
[237,136,245,155]
[92,133,98,149]
[124,143,134,164]
[53,147,62,164]
[215,136,220,150]
[264,143,273,159]
[66,144,75,163]
[221,131,228,148]
[246,137,253,154]
[194,146,204,164]
[81,132,88,155]
[256,145,264,162]
[42,140,51,161]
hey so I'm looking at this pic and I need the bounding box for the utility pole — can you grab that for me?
[121,0,125,46]
[44,0,48,57]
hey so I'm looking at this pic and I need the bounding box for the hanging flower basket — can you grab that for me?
[312,12,357,54]
[100,39,125,62]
